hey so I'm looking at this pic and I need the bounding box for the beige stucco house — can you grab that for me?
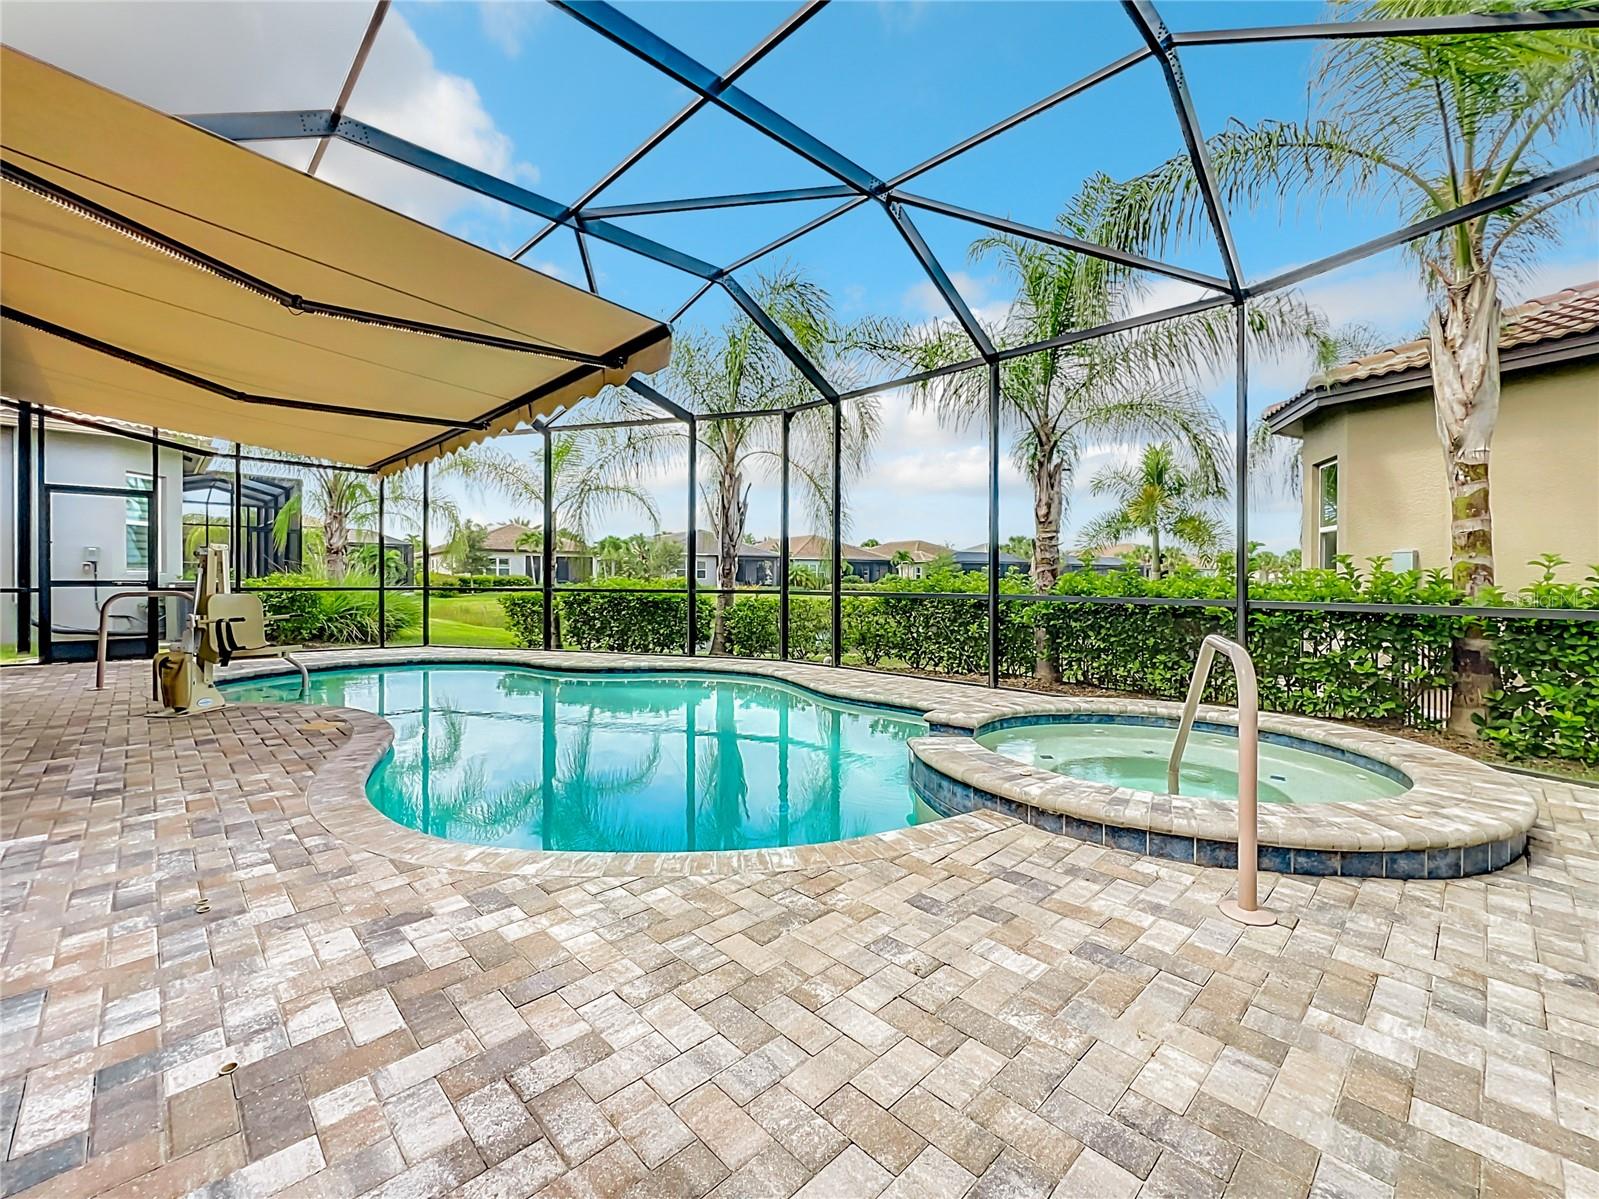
[1266,281,1599,591]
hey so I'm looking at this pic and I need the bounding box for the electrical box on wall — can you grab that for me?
[1391,549,1420,572]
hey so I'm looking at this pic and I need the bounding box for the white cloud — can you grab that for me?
[477,2,545,58]
[1,1,538,230]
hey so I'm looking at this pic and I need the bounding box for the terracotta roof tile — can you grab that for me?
[1269,279,1599,418]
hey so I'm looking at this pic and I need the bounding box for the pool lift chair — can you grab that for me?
[151,544,308,714]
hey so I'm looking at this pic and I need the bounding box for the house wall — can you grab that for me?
[1297,359,1599,590]
[2,422,186,646]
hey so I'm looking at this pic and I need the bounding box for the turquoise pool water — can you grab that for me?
[977,720,1409,805]
[222,665,930,852]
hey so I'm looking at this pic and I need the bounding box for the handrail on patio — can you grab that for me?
[1168,634,1277,928]
[94,589,196,693]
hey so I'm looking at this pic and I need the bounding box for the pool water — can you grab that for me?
[222,665,929,852]
[976,720,1408,805]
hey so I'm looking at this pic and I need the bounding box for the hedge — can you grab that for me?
[486,563,1595,764]
[250,572,418,644]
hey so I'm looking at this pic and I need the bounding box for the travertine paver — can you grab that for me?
[2,654,1597,1199]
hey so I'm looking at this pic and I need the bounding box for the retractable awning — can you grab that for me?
[0,47,671,476]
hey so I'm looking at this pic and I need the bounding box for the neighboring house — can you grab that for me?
[1068,542,1139,574]
[1265,281,1599,589]
[481,522,594,583]
[953,544,1032,576]
[658,530,780,586]
[755,536,896,583]
[872,539,949,580]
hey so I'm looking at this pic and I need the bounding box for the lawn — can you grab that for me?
[392,594,520,648]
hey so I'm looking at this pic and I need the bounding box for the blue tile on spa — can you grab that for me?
[1460,841,1491,877]
[1291,849,1340,876]
[1426,846,1462,879]
[1386,850,1427,880]
[1256,844,1293,874]
[1106,825,1148,853]
[1340,851,1385,878]
[1148,832,1195,863]
[1060,815,1102,844]
[1033,809,1064,834]
[1195,839,1237,868]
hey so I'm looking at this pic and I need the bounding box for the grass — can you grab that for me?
[391,593,519,648]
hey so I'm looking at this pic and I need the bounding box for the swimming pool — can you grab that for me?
[222,665,929,852]
[975,717,1409,805]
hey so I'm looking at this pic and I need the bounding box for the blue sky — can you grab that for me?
[6,0,1595,552]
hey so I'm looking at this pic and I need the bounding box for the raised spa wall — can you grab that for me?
[910,711,1534,880]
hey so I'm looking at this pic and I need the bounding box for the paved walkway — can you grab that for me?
[2,658,1596,1198]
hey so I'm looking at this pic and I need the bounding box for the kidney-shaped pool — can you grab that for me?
[223,664,930,853]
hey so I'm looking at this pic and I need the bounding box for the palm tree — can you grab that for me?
[625,265,880,655]
[442,428,661,554]
[265,460,446,581]
[1079,444,1226,579]
[1090,0,1597,728]
[884,191,1319,680]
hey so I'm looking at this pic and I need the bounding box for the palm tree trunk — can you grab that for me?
[1030,455,1064,684]
[1150,525,1162,581]
[1430,273,1500,736]
[709,470,746,656]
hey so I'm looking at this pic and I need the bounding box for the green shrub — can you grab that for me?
[1479,563,1599,764]
[429,573,535,590]
[498,593,546,647]
[716,593,832,659]
[249,571,417,644]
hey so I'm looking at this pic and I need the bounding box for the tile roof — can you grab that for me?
[1270,280,1599,418]
[482,522,587,553]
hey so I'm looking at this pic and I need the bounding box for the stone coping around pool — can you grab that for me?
[219,646,1539,876]
[219,648,1014,876]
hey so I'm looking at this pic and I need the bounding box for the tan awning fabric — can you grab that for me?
[0,47,671,476]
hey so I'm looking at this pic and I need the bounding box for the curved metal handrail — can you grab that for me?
[1167,634,1275,927]
[94,589,196,691]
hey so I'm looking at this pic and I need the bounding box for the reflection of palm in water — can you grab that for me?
[254,667,921,850]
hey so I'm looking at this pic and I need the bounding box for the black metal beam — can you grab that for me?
[583,184,855,220]
[624,377,696,422]
[541,433,553,649]
[894,192,1231,292]
[575,228,598,293]
[308,0,390,177]
[986,361,1000,688]
[830,397,842,666]
[889,49,1152,189]
[552,1,884,196]
[1171,9,1599,46]
[15,401,32,657]
[994,293,1232,363]
[185,110,726,282]
[1245,155,1599,298]
[884,200,996,359]
[779,410,792,660]
[515,0,829,258]
[686,416,698,656]
[1,307,488,430]
[1123,0,1244,296]
[722,196,871,275]
[720,277,839,398]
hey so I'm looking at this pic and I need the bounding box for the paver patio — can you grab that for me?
[2,656,1596,1198]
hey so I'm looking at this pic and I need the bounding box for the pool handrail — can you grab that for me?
[94,589,198,693]
[1167,634,1276,927]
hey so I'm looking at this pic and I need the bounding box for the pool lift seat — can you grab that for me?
[153,544,307,713]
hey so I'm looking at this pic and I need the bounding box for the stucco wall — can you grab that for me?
[1297,359,1599,590]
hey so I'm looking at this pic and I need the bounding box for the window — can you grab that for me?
[1316,460,1339,568]
[491,556,512,577]
[695,557,709,581]
[126,472,153,573]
